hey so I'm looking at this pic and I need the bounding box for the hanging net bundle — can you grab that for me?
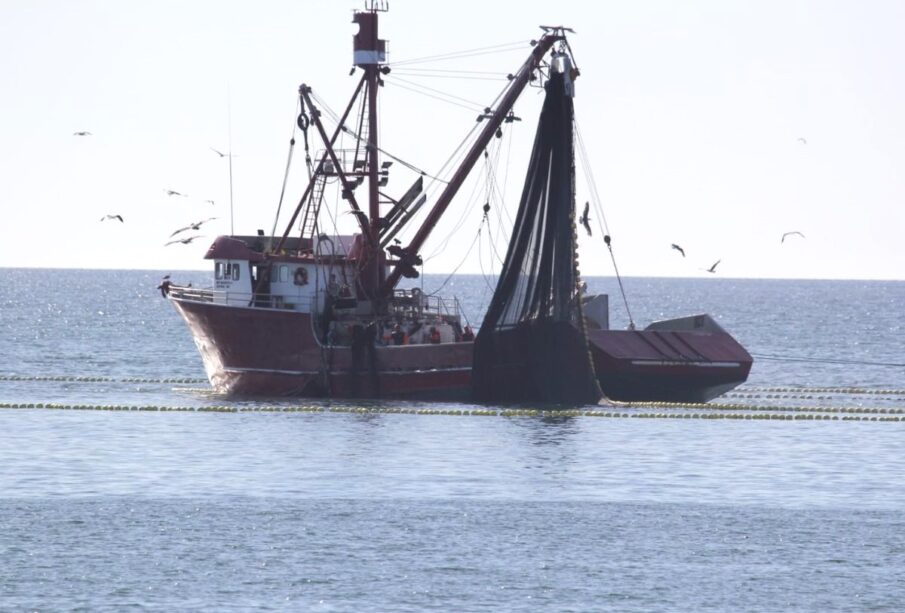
[472,68,602,405]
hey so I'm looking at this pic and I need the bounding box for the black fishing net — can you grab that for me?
[472,70,601,404]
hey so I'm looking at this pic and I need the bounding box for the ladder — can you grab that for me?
[298,170,328,243]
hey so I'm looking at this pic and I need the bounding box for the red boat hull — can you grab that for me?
[171,298,472,400]
[172,299,751,404]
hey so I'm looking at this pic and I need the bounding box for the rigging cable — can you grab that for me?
[389,40,529,67]
[339,125,448,184]
[425,220,485,297]
[389,70,506,82]
[381,73,512,236]
[383,77,485,113]
[750,354,905,368]
[481,145,508,267]
[270,100,300,242]
[476,222,499,294]
[424,146,488,261]
[389,67,511,76]
[574,117,636,329]
[310,86,448,182]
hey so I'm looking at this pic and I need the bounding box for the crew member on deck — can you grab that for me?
[327,274,340,298]
[391,323,407,346]
[461,325,475,341]
[429,326,441,344]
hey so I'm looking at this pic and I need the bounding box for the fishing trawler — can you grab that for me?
[165,4,751,402]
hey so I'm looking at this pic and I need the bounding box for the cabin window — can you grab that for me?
[280,265,289,283]
[231,263,240,280]
[215,262,223,280]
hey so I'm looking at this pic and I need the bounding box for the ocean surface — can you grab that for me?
[1,269,904,611]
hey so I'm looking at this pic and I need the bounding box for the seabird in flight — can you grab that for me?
[165,189,187,197]
[346,210,369,224]
[797,137,808,145]
[100,214,123,222]
[671,243,685,257]
[579,202,592,237]
[210,147,227,158]
[781,231,805,243]
[169,217,217,238]
[73,131,92,136]
[165,235,203,246]
[705,259,721,274]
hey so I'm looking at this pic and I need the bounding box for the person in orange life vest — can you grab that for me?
[429,326,441,344]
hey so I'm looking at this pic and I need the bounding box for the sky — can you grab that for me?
[1,0,903,280]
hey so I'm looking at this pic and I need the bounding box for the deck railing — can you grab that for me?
[168,286,310,310]
[169,285,461,321]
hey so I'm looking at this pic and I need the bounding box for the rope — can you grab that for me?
[476,225,498,294]
[269,133,297,242]
[383,77,484,113]
[751,353,905,368]
[389,40,529,67]
[574,118,635,329]
[425,221,484,297]
[0,375,207,384]
[738,385,905,396]
[390,67,510,76]
[605,237,636,329]
[425,146,489,261]
[2,401,902,421]
[338,125,447,183]
[389,70,506,82]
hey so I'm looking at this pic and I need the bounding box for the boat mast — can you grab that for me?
[379,32,565,297]
[354,4,388,297]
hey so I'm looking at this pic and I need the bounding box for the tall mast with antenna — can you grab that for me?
[227,85,235,235]
[353,2,388,295]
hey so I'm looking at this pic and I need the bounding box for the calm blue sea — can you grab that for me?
[1,269,904,611]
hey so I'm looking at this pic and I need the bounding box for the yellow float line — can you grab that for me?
[0,375,207,384]
[0,402,902,421]
[614,400,905,415]
[6,376,904,400]
[739,386,905,396]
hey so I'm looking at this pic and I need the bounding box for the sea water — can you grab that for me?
[1,269,904,611]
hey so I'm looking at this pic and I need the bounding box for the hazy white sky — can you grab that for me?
[1,0,903,280]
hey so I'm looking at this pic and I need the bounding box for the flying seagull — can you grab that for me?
[165,189,187,197]
[73,131,92,136]
[100,214,123,222]
[205,199,215,206]
[705,259,721,274]
[165,235,203,246]
[210,147,227,158]
[345,210,369,225]
[671,243,685,257]
[169,217,217,238]
[579,202,592,237]
[797,137,808,145]
[781,231,805,243]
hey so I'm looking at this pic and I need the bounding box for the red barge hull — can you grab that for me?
[588,315,753,403]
